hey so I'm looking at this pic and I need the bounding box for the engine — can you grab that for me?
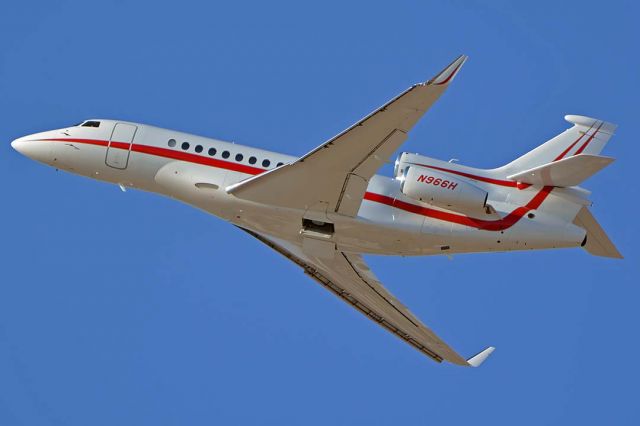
[400,165,488,214]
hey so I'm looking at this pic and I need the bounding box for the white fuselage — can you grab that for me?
[11,119,587,256]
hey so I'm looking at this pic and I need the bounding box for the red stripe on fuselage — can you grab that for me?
[35,137,267,175]
[131,143,266,175]
[43,137,109,147]
[363,186,552,231]
[31,137,556,231]
[410,163,528,188]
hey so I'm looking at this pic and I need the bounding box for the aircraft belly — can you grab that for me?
[156,167,586,257]
[153,160,231,216]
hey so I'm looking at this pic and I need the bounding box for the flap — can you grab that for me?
[240,227,491,366]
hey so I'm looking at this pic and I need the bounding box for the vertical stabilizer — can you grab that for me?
[502,115,617,174]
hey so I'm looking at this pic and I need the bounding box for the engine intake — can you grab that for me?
[401,166,488,214]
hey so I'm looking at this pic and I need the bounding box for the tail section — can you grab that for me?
[502,115,617,173]
[397,114,622,259]
[497,115,621,258]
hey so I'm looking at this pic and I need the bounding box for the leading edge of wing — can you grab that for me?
[294,54,468,164]
[238,227,493,367]
[226,55,468,216]
[232,54,467,173]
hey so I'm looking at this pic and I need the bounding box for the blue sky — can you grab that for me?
[1,0,638,424]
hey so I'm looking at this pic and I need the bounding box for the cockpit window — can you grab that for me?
[81,121,101,128]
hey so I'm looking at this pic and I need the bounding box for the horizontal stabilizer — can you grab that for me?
[502,115,616,173]
[466,346,495,367]
[507,154,614,187]
[573,207,623,259]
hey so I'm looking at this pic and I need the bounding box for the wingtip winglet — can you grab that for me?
[466,346,495,367]
[428,54,468,86]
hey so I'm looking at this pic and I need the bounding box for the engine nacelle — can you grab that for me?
[401,166,488,214]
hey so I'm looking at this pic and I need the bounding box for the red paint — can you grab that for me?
[434,62,463,85]
[396,124,598,229]
[412,163,528,188]
[411,121,602,191]
[42,137,109,147]
[573,122,603,156]
[35,137,267,176]
[364,186,552,231]
[131,144,267,175]
[552,122,598,161]
[553,132,585,161]
[32,136,554,231]
[417,174,458,190]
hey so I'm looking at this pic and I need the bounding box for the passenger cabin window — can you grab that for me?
[222,151,230,159]
[168,139,177,147]
[235,153,243,162]
[277,162,284,167]
[208,147,216,156]
[262,159,270,168]
[195,145,203,153]
[82,121,100,128]
[181,142,190,150]
[248,156,257,165]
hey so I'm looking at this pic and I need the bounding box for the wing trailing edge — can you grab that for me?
[227,55,468,217]
[238,226,493,367]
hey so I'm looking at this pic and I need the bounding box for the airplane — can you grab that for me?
[11,55,622,367]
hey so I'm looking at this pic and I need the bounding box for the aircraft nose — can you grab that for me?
[11,137,53,164]
[11,138,27,154]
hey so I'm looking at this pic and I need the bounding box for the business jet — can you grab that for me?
[11,55,621,367]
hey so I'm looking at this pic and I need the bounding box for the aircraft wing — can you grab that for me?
[240,227,494,366]
[227,55,468,217]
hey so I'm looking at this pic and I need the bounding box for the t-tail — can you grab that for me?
[396,114,622,258]
[499,114,622,258]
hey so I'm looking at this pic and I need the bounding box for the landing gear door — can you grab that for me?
[106,123,137,169]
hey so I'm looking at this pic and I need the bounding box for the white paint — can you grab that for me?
[10,56,621,366]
